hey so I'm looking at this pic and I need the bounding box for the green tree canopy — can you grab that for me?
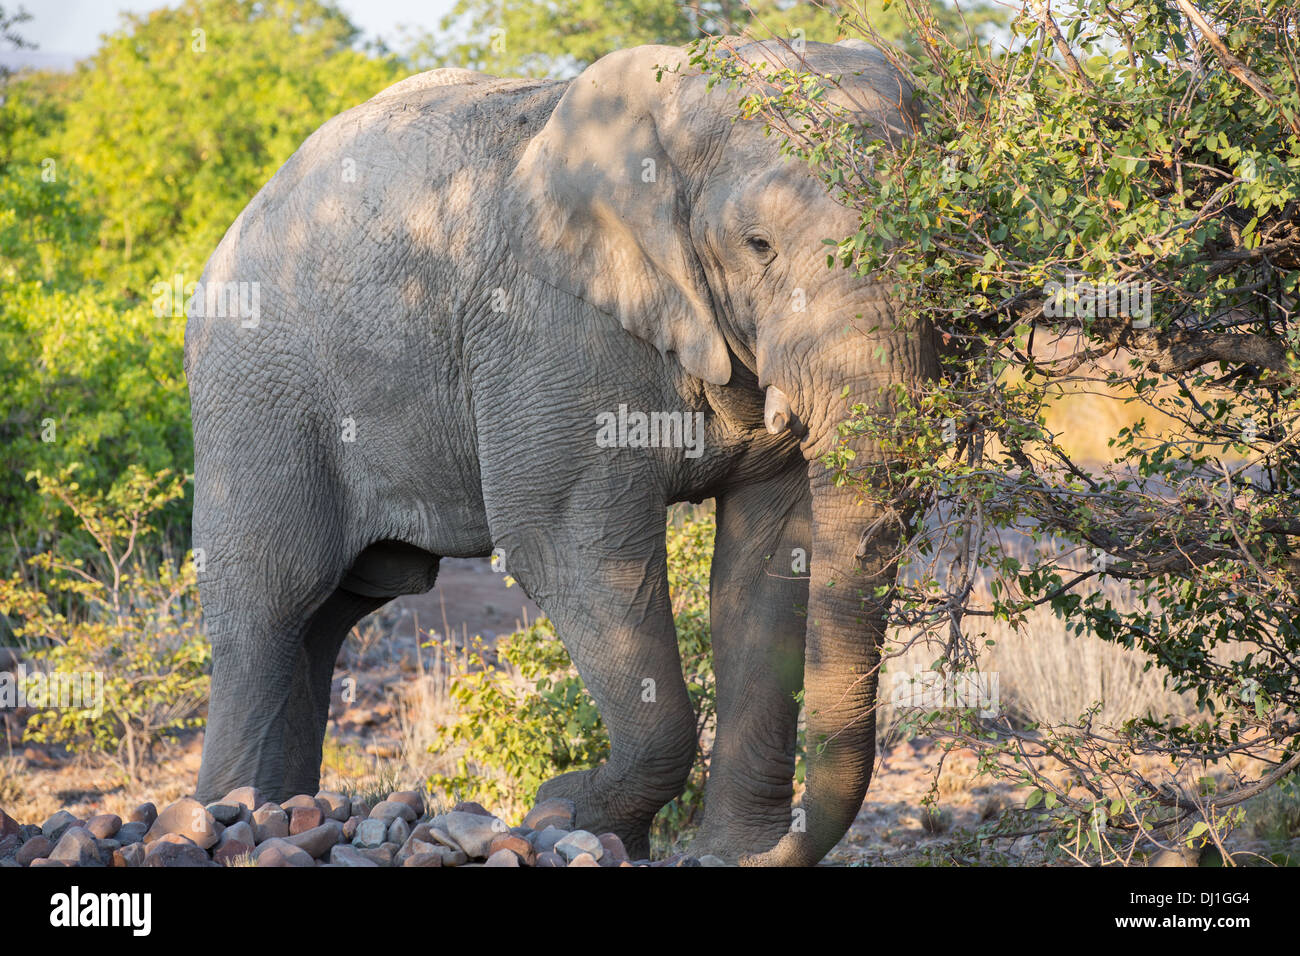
[423,0,1006,77]
[34,0,402,286]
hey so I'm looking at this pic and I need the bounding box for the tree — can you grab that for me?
[37,0,403,285]
[421,0,1006,77]
[695,0,1300,862]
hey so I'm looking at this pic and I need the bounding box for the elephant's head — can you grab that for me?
[505,39,935,865]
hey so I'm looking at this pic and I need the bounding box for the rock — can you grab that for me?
[217,820,255,849]
[349,797,371,819]
[535,850,566,867]
[452,800,495,818]
[17,835,52,865]
[434,845,469,867]
[485,848,520,866]
[254,838,315,868]
[41,810,81,843]
[425,821,463,852]
[97,839,121,862]
[282,793,319,812]
[128,802,157,827]
[388,790,425,818]
[85,814,122,840]
[524,798,575,831]
[0,833,17,860]
[330,844,379,867]
[554,829,603,863]
[489,833,536,866]
[357,845,395,866]
[315,791,351,822]
[118,843,146,867]
[395,836,430,866]
[387,817,410,846]
[597,832,628,866]
[410,822,434,843]
[403,849,443,867]
[353,818,388,848]
[442,810,506,859]
[252,803,289,843]
[205,802,245,826]
[115,822,147,845]
[284,820,344,859]
[145,835,211,867]
[213,840,254,866]
[698,854,728,867]
[220,787,264,813]
[50,827,102,866]
[342,815,362,842]
[145,798,222,850]
[30,858,77,867]
[18,824,41,842]
[289,806,324,835]
[368,800,416,825]
[567,851,600,867]
[534,825,568,853]
[0,807,19,839]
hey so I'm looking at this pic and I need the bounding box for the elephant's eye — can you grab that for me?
[746,236,774,259]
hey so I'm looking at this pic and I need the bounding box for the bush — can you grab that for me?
[427,512,718,843]
[0,467,208,781]
[0,282,193,568]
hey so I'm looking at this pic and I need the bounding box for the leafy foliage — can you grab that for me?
[424,0,1005,77]
[691,0,1300,862]
[0,284,193,555]
[0,469,208,782]
[0,1,404,568]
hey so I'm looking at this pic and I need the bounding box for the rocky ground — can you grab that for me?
[0,790,709,868]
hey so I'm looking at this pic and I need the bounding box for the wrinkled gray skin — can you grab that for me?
[186,39,935,865]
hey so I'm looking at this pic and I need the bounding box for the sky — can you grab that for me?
[7,0,458,69]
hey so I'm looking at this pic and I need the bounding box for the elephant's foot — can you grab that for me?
[536,767,661,860]
[684,820,787,864]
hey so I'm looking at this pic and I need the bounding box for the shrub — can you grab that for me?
[0,467,208,781]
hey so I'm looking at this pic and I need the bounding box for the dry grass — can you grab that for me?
[878,586,1200,735]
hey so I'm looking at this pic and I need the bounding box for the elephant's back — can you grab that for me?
[185,73,567,383]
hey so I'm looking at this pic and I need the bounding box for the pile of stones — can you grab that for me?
[0,792,720,867]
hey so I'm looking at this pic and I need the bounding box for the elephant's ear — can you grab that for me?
[504,46,732,386]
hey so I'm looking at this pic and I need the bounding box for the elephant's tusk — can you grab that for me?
[764,385,793,435]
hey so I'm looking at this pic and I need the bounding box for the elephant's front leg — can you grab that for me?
[689,465,812,861]
[519,525,697,860]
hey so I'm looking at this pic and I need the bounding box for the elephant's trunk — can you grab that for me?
[741,464,897,866]
[745,318,924,866]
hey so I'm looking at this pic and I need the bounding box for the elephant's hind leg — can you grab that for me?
[281,585,389,796]
[195,533,439,803]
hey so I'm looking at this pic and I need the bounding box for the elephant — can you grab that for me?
[185,37,935,866]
